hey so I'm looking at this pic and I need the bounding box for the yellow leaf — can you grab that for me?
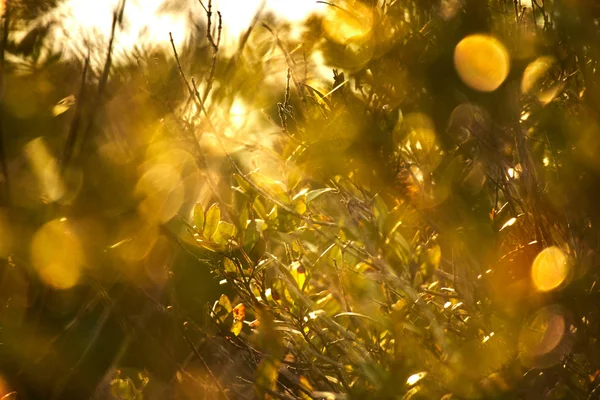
[292,197,307,215]
[290,261,307,289]
[231,319,243,336]
[193,203,205,231]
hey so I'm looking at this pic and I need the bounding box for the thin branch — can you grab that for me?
[79,0,126,159]
[168,36,234,223]
[262,23,306,103]
[0,3,10,204]
[61,51,90,174]
[202,9,222,105]
[169,31,194,98]
[181,329,231,400]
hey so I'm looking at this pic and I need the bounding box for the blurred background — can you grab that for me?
[2,0,600,399]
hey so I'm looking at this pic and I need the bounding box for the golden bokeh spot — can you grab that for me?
[531,246,569,292]
[145,144,197,176]
[395,113,442,173]
[135,163,185,223]
[537,82,565,106]
[519,306,571,369]
[144,235,174,285]
[454,34,510,92]
[24,137,65,203]
[113,217,159,262]
[521,55,555,94]
[440,0,464,20]
[322,0,374,45]
[31,219,85,290]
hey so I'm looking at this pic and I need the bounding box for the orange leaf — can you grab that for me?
[233,303,246,321]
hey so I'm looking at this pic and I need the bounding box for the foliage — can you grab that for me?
[2,0,600,399]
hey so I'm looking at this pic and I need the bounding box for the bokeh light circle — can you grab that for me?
[519,305,573,369]
[135,163,185,223]
[531,246,569,292]
[31,219,85,290]
[454,34,510,92]
[322,0,373,45]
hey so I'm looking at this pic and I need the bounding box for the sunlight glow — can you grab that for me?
[51,0,323,62]
[322,0,373,45]
[51,0,189,61]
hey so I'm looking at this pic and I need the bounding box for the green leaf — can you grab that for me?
[238,204,250,229]
[234,173,253,194]
[251,173,289,203]
[372,194,388,232]
[249,238,266,263]
[213,221,236,244]
[306,188,335,204]
[244,220,260,250]
[204,203,221,239]
[193,203,205,232]
[253,198,268,220]
[196,239,221,252]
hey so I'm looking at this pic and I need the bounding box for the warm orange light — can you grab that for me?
[454,34,510,92]
[531,246,569,292]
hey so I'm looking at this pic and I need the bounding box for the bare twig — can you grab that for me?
[262,23,306,103]
[169,32,195,97]
[182,329,231,400]
[61,51,90,173]
[0,3,10,204]
[168,35,235,223]
[278,68,292,132]
[79,0,126,159]
[202,7,222,105]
